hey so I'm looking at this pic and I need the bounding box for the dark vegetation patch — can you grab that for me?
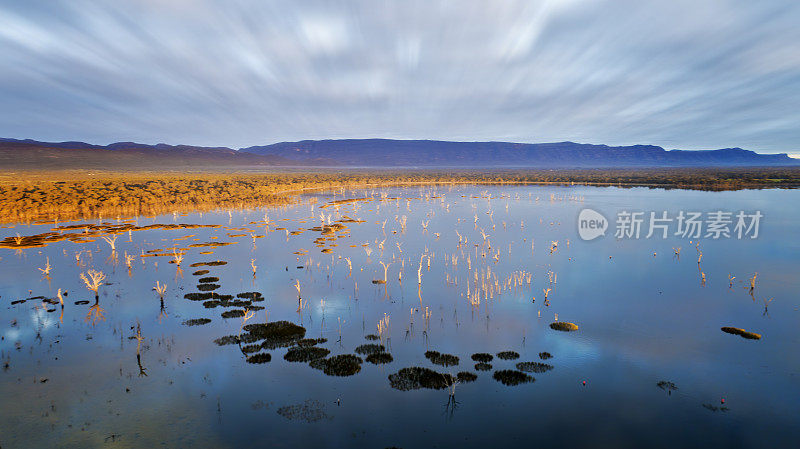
[516,362,553,373]
[246,353,271,364]
[309,354,362,376]
[192,270,210,276]
[388,367,454,391]
[214,335,239,346]
[189,261,227,267]
[182,318,211,326]
[425,350,459,367]
[702,403,729,412]
[493,370,534,386]
[284,346,330,362]
[184,292,233,302]
[471,353,493,362]
[538,352,553,360]
[198,276,219,283]
[221,309,245,318]
[197,283,221,291]
[657,381,678,392]
[354,343,385,355]
[364,334,380,341]
[296,338,327,347]
[243,321,306,349]
[496,351,520,360]
[457,372,478,383]
[237,292,264,301]
[241,343,262,354]
[276,400,330,423]
[365,352,394,364]
[475,363,492,371]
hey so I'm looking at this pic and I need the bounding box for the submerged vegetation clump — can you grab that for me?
[243,321,307,349]
[309,354,363,376]
[189,261,227,268]
[721,327,762,340]
[475,363,492,371]
[284,346,330,362]
[496,351,520,360]
[246,353,272,364]
[354,343,385,355]
[549,322,579,332]
[214,335,240,346]
[388,367,455,391]
[516,362,553,373]
[198,276,220,283]
[182,318,212,326]
[456,372,478,383]
[493,370,535,386]
[657,381,678,392]
[296,338,327,347]
[276,400,331,423]
[425,350,459,367]
[471,353,493,363]
[538,352,553,360]
[365,352,394,364]
[221,309,246,319]
[237,292,264,301]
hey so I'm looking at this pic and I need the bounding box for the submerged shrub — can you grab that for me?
[493,370,534,386]
[284,346,330,362]
[388,367,454,391]
[456,372,478,383]
[309,354,363,376]
[471,353,493,362]
[221,309,245,318]
[496,351,520,360]
[246,353,271,364]
[516,362,553,373]
[181,318,211,326]
[425,350,459,367]
[365,352,393,364]
[474,363,492,371]
[355,343,385,355]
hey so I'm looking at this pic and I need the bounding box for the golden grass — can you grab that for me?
[1,167,799,225]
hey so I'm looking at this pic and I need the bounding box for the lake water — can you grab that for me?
[1,185,798,448]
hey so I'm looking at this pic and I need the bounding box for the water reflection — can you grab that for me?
[0,185,799,447]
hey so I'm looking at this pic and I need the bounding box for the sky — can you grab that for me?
[1,0,798,155]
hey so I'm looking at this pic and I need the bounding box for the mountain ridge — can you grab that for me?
[240,138,797,167]
[1,137,796,169]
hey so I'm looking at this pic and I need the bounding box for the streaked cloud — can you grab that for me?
[0,0,797,155]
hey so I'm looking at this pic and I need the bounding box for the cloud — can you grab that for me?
[0,0,798,153]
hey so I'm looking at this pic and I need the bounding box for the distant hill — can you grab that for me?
[1,137,796,170]
[0,138,292,170]
[240,139,798,167]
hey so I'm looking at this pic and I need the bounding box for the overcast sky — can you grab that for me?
[1,0,798,155]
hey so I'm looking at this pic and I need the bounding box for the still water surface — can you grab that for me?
[0,185,798,448]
